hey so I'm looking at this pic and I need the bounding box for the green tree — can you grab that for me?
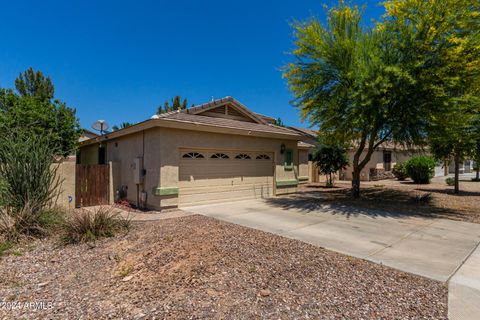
[382,0,480,193]
[274,117,285,127]
[112,122,134,131]
[0,69,80,156]
[15,67,54,101]
[313,142,349,187]
[284,2,424,198]
[157,96,190,114]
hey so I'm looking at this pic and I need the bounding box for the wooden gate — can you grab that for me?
[75,164,110,207]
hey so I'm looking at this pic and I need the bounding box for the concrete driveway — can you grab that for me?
[182,195,480,282]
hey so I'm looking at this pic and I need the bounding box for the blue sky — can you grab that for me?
[0,0,385,130]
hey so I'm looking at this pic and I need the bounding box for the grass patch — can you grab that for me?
[61,207,131,244]
[0,241,14,257]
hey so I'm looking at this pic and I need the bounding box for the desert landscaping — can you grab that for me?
[0,215,447,319]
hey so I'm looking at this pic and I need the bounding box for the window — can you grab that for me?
[182,152,205,159]
[383,152,392,171]
[256,154,271,160]
[235,153,251,159]
[211,153,229,159]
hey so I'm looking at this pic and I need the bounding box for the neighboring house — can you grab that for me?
[340,143,420,181]
[291,128,433,182]
[448,159,475,174]
[79,129,99,142]
[78,97,302,210]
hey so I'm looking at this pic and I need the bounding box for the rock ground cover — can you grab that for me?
[0,215,447,319]
[301,177,480,224]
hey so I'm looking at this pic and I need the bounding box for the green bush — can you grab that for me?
[61,207,131,244]
[405,156,436,184]
[392,162,409,180]
[445,177,455,186]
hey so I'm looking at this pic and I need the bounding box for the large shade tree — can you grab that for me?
[284,2,425,197]
[382,0,480,193]
[0,68,80,156]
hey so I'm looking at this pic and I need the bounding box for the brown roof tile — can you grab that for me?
[161,112,299,136]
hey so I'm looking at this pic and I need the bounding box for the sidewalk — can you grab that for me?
[448,243,480,320]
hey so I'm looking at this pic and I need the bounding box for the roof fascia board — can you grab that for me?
[79,118,300,147]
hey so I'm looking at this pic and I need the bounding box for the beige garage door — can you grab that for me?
[179,149,274,206]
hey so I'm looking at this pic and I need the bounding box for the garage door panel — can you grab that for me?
[180,184,273,205]
[179,150,274,206]
[179,176,272,188]
[180,177,273,191]
[179,162,271,181]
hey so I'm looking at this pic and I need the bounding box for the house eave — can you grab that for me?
[79,118,301,147]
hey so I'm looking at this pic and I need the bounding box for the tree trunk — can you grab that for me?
[352,170,361,198]
[454,156,460,194]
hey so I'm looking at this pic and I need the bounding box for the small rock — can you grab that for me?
[122,275,133,282]
[133,312,146,319]
[259,289,271,297]
[38,282,49,288]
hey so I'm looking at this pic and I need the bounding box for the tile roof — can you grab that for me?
[159,111,299,136]
[288,127,318,138]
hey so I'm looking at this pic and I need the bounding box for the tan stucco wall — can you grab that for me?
[85,127,299,210]
[53,161,76,210]
[105,132,147,206]
[80,144,99,165]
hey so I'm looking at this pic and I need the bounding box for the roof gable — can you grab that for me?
[183,97,267,124]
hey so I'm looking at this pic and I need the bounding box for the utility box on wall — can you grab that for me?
[133,157,144,184]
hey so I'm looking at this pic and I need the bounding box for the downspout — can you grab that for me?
[136,130,146,208]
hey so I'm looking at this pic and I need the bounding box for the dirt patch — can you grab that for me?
[0,215,446,319]
[300,178,480,223]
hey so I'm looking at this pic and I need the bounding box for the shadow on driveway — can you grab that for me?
[265,187,469,221]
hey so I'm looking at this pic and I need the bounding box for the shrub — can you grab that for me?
[0,133,61,213]
[313,142,349,187]
[0,133,64,241]
[61,207,131,244]
[445,177,455,186]
[392,162,409,180]
[0,203,64,242]
[405,156,436,184]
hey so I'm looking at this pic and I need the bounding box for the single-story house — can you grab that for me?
[78,97,303,210]
[340,143,421,181]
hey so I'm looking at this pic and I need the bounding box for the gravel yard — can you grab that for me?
[301,177,480,224]
[0,215,447,319]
